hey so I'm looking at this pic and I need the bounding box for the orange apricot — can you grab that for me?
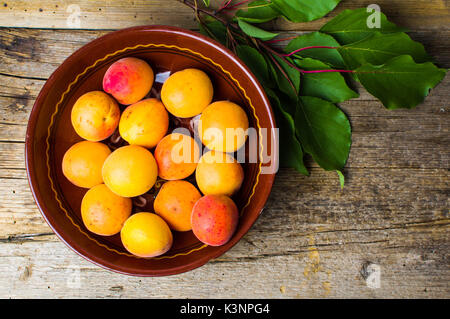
[198,100,249,152]
[120,212,173,257]
[161,68,213,118]
[154,133,200,180]
[62,141,111,188]
[102,145,158,197]
[191,195,239,246]
[103,57,154,105]
[119,98,169,148]
[71,91,120,141]
[154,180,202,232]
[195,150,244,196]
[81,184,132,236]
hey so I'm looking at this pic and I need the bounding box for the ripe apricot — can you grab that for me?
[154,133,200,180]
[102,145,158,197]
[71,91,120,141]
[62,141,111,188]
[195,150,244,196]
[120,212,173,257]
[81,184,132,236]
[154,180,202,232]
[103,57,154,105]
[119,98,169,148]
[161,68,213,118]
[191,195,239,246]
[198,100,249,153]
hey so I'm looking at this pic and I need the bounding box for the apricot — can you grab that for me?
[119,98,169,148]
[154,133,200,180]
[71,91,120,141]
[120,212,173,257]
[195,150,244,196]
[62,141,111,188]
[191,195,239,246]
[81,184,132,236]
[161,68,213,118]
[102,145,158,197]
[103,57,154,105]
[154,180,202,232]
[198,100,249,153]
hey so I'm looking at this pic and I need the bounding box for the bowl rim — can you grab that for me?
[25,25,277,276]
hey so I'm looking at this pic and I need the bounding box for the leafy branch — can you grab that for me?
[180,0,447,185]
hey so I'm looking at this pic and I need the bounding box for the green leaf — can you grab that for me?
[295,58,359,103]
[198,20,228,45]
[236,45,272,88]
[202,0,210,7]
[271,0,342,23]
[295,96,351,171]
[285,31,346,69]
[356,55,447,109]
[265,53,280,89]
[265,58,298,114]
[235,0,280,23]
[237,19,278,40]
[338,32,432,69]
[267,89,308,174]
[320,8,405,45]
[271,54,301,101]
[277,89,298,118]
[336,170,345,189]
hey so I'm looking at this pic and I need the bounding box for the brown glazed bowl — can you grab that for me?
[26,26,277,276]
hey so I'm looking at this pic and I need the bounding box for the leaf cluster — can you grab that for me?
[196,0,446,183]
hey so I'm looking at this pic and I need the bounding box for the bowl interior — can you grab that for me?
[27,26,276,276]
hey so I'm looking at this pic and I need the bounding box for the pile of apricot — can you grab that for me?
[62,57,249,257]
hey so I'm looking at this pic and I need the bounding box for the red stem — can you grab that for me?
[179,0,353,74]
[264,36,298,43]
[283,46,338,57]
[223,0,252,11]
[259,41,354,74]
[267,51,298,94]
[302,69,354,73]
[216,0,232,14]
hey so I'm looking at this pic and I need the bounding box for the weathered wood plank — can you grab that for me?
[1,28,449,80]
[1,167,448,240]
[0,123,26,142]
[0,73,448,125]
[0,0,196,29]
[0,142,25,169]
[0,175,51,237]
[0,0,449,299]
[271,0,450,31]
[0,0,448,31]
[0,112,447,169]
[1,166,448,297]
[0,224,448,298]
[0,100,448,169]
[0,81,448,172]
[0,27,448,119]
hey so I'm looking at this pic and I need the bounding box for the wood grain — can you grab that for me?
[0,0,448,30]
[1,28,450,80]
[1,232,448,298]
[0,0,448,298]
[1,168,448,298]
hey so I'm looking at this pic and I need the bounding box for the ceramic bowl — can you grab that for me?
[26,26,277,276]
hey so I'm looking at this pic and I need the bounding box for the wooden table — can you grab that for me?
[0,0,448,298]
